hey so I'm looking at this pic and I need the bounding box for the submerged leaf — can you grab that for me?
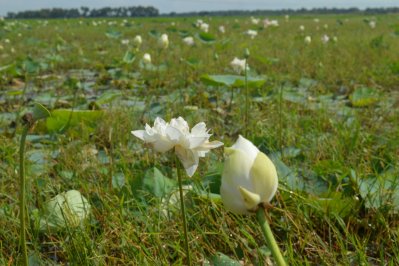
[350,87,380,107]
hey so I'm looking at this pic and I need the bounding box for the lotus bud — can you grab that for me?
[220,135,278,215]
[143,53,151,64]
[159,33,169,49]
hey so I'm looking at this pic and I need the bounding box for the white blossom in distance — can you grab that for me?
[219,25,225,34]
[263,19,279,28]
[195,19,204,27]
[183,36,195,46]
[143,53,151,64]
[200,23,209,32]
[304,36,312,44]
[220,135,278,215]
[133,35,142,46]
[321,34,329,44]
[121,39,129,45]
[251,17,260,25]
[299,25,305,31]
[159,33,169,49]
[369,21,376,29]
[132,117,223,177]
[246,29,258,39]
[230,57,248,74]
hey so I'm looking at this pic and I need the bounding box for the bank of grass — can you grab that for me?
[1,14,399,264]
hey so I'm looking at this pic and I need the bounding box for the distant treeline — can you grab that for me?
[167,7,399,17]
[6,6,159,19]
[5,6,399,19]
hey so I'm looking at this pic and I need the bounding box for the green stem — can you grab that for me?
[256,207,287,266]
[175,156,191,266]
[19,125,30,266]
[244,60,248,136]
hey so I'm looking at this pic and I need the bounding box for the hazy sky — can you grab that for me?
[1,0,398,16]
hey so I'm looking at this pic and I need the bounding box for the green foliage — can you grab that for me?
[349,87,380,107]
[201,74,266,88]
[46,109,103,132]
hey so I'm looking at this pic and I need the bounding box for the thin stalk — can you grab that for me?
[244,59,249,136]
[278,83,283,156]
[175,155,191,266]
[19,124,30,266]
[256,207,287,266]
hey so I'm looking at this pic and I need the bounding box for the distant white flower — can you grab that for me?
[263,19,279,28]
[285,15,289,21]
[299,25,305,31]
[323,24,328,29]
[314,18,320,23]
[171,22,176,26]
[121,39,129,45]
[133,35,142,46]
[321,34,329,44]
[251,17,260,25]
[132,117,223,177]
[304,36,312,44]
[195,19,204,27]
[143,53,151,64]
[92,21,98,26]
[4,39,10,44]
[230,57,248,74]
[200,23,209,32]
[183,36,194,46]
[369,21,376,29]
[159,33,169,49]
[332,36,338,42]
[219,25,225,34]
[246,29,258,39]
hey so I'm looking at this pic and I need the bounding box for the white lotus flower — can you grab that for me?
[219,25,225,34]
[220,135,278,215]
[121,39,129,45]
[143,53,151,64]
[133,35,142,46]
[230,57,247,74]
[251,17,260,25]
[369,21,376,29]
[200,23,209,32]
[132,117,223,177]
[321,34,329,44]
[263,19,279,28]
[299,25,305,31]
[159,33,169,49]
[304,36,312,44]
[195,19,204,27]
[314,18,320,23]
[246,30,258,39]
[183,36,194,46]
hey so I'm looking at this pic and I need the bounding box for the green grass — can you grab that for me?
[1,14,399,265]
